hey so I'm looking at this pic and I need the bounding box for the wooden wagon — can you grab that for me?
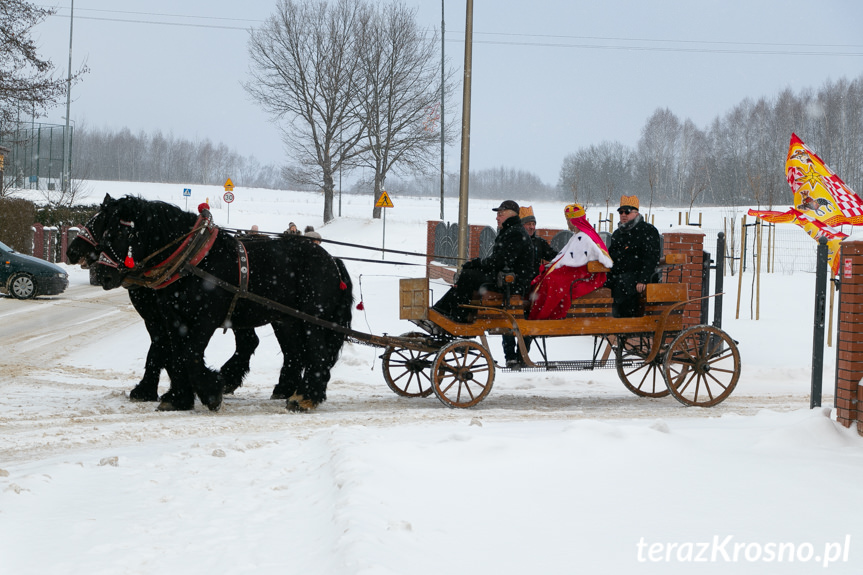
[381,254,740,409]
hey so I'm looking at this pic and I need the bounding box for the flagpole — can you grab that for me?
[736,215,746,320]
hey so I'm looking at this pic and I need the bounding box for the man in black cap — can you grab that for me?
[432,200,534,323]
[501,205,556,366]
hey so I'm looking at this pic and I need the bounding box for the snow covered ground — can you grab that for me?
[1,181,861,574]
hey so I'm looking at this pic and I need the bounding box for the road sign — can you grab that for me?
[224,178,234,191]
[224,191,235,203]
[375,190,394,208]
[183,188,191,197]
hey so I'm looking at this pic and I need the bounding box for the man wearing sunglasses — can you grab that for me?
[606,195,661,317]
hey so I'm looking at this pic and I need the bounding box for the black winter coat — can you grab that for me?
[531,234,557,274]
[607,216,661,294]
[463,215,534,294]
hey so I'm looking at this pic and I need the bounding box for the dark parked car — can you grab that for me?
[0,240,69,299]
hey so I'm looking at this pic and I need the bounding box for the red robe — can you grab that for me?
[528,266,606,320]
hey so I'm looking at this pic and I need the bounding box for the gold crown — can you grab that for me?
[564,203,585,219]
[619,195,639,210]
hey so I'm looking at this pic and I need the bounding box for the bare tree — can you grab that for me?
[636,108,680,209]
[0,1,86,197]
[558,148,595,205]
[355,1,457,218]
[593,141,635,212]
[245,0,368,222]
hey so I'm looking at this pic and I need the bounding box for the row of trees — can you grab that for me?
[350,166,556,200]
[69,126,290,190]
[559,74,863,213]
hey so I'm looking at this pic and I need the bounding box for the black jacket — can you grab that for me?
[464,215,534,293]
[607,215,661,290]
[531,234,557,273]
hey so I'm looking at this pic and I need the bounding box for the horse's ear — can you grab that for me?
[102,193,113,206]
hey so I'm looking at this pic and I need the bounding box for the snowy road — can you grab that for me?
[1,274,811,466]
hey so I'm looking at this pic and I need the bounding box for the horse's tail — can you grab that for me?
[333,257,353,330]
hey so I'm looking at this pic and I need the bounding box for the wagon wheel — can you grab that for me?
[662,325,740,407]
[432,339,495,408]
[615,334,671,398]
[381,332,436,398]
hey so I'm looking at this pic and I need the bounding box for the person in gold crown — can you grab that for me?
[605,194,660,318]
[527,203,612,321]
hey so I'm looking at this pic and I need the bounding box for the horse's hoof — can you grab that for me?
[156,399,193,411]
[199,391,222,412]
[271,392,287,400]
[222,384,242,395]
[286,395,317,413]
[129,388,159,402]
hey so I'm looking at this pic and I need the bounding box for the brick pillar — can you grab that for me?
[836,241,863,430]
[46,226,58,262]
[32,223,44,259]
[468,224,483,259]
[662,232,705,329]
[426,220,438,268]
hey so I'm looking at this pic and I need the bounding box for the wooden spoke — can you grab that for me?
[381,332,437,398]
[663,326,740,407]
[616,334,671,398]
[432,339,495,408]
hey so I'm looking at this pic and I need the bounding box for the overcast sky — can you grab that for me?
[32,0,863,185]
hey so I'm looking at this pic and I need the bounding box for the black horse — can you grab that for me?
[67,203,260,402]
[88,195,353,412]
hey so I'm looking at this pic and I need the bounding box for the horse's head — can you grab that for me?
[90,195,145,290]
[66,196,113,267]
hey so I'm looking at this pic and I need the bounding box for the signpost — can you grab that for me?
[183,187,191,210]
[224,178,235,223]
[375,190,394,259]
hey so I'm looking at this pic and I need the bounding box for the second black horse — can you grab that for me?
[87,195,353,412]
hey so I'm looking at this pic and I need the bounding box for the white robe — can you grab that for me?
[549,231,613,270]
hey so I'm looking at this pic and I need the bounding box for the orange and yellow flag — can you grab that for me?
[747,134,862,276]
[786,133,863,226]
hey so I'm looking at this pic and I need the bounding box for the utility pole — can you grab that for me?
[62,0,75,194]
[440,0,445,221]
[456,0,473,269]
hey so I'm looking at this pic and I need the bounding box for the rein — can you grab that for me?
[221,226,469,263]
[182,263,434,352]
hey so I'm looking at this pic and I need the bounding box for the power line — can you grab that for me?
[43,7,863,57]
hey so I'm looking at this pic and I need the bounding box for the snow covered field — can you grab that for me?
[1,181,861,574]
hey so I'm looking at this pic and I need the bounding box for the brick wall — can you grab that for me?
[836,241,863,431]
[659,232,705,329]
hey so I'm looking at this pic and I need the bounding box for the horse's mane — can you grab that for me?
[117,195,199,231]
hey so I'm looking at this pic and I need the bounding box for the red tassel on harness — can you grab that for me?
[339,281,347,290]
[356,301,364,311]
[124,247,134,268]
[198,202,210,213]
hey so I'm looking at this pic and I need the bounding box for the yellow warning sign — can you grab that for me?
[375,190,394,208]
[224,178,234,191]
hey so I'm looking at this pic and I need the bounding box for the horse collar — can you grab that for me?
[145,212,218,289]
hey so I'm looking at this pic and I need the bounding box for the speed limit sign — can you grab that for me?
[223,191,235,203]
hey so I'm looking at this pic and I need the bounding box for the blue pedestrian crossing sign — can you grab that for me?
[183,188,191,197]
